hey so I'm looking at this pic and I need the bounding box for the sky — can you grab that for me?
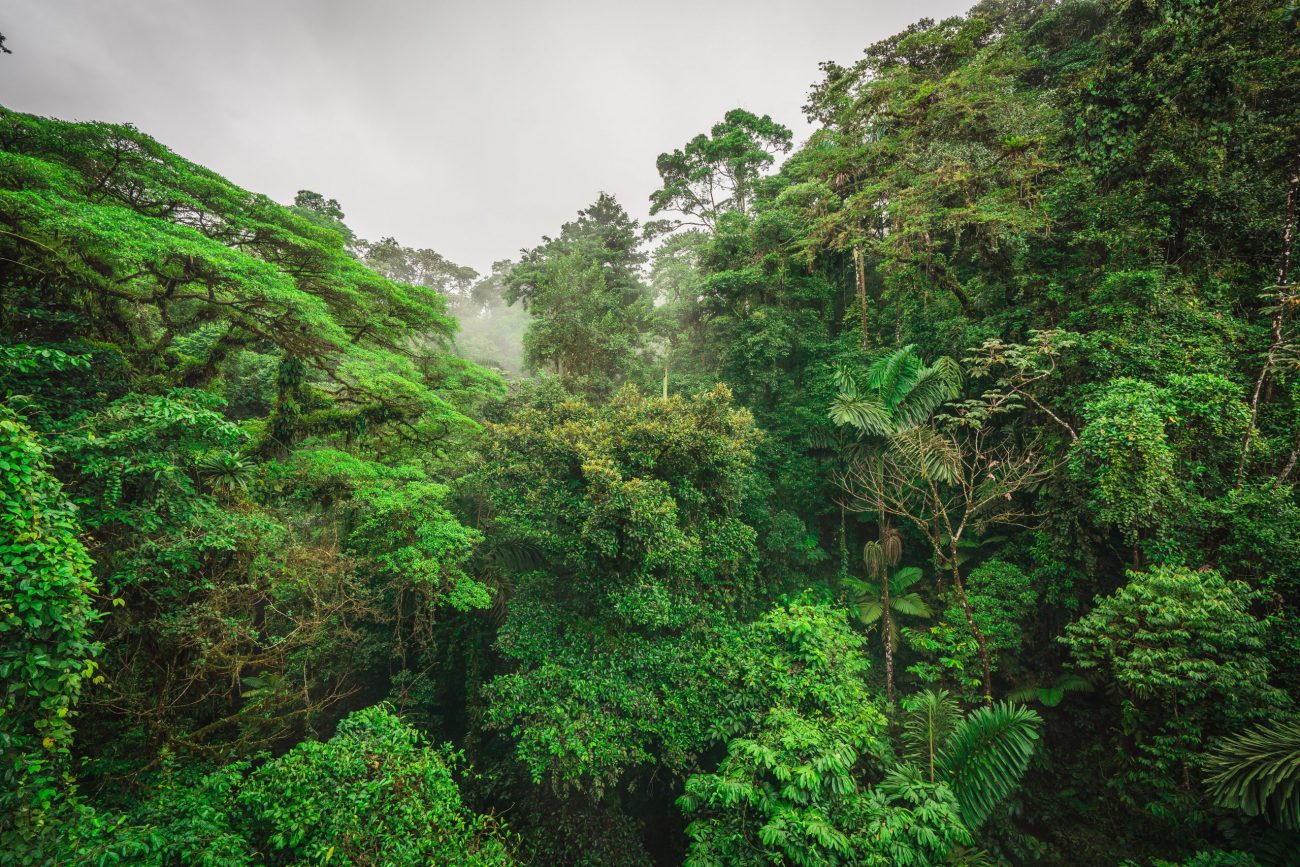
[1,0,972,273]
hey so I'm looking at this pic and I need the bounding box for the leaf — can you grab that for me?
[939,702,1041,829]
[1204,718,1300,830]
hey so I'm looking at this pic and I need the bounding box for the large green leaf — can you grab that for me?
[939,702,1042,829]
[1204,719,1300,830]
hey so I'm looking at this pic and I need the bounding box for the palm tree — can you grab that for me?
[845,538,931,706]
[900,689,1042,831]
[831,345,962,704]
[1204,718,1300,830]
[829,344,963,438]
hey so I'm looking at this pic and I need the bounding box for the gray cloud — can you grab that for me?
[1,0,972,272]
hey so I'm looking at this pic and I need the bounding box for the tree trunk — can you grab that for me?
[1238,158,1298,485]
[950,552,993,703]
[853,246,869,349]
[882,573,895,708]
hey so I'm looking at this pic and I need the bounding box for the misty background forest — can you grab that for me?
[3,0,1300,864]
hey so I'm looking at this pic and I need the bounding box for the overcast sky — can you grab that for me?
[2,0,971,273]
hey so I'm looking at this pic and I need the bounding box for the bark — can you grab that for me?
[950,550,993,703]
[882,573,895,707]
[853,245,869,349]
[1238,160,1299,485]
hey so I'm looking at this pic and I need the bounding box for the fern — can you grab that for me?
[939,702,1042,829]
[1203,718,1300,830]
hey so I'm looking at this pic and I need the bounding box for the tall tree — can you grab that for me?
[649,109,793,233]
[506,194,655,388]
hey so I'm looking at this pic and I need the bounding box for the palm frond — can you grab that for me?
[939,702,1042,830]
[1203,718,1300,830]
[901,689,960,783]
[893,356,964,428]
[857,598,885,625]
[890,565,924,592]
[867,345,920,409]
[890,426,962,484]
[1006,673,1092,707]
[831,363,859,399]
[829,394,894,436]
[890,592,932,619]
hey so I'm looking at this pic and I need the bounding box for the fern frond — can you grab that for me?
[939,702,1042,829]
[1204,718,1300,830]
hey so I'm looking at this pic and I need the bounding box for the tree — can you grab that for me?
[839,422,1054,701]
[649,109,793,232]
[292,189,345,221]
[1064,566,1286,815]
[831,345,961,704]
[900,689,1043,830]
[506,194,655,387]
[845,554,932,706]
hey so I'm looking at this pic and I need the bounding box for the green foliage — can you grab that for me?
[51,705,514,866]
[678,601,972,867]
[831,345,964,436]
[2,0,1299,860]
[1203,718,1300,831]
[480,385,763,790]
[1064,566,1287,816]
[939,701,1042,830]
[1073,379,1178,543]
[847,564,932,645]
[900,690,1042,829]
[0,410,100,835]
[1064,566,1278,708]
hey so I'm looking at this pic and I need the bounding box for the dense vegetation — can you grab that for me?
[2,0,1298,863]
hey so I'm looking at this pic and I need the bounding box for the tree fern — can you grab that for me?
[938,702,1042,830]
[1203,718,1300,830]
